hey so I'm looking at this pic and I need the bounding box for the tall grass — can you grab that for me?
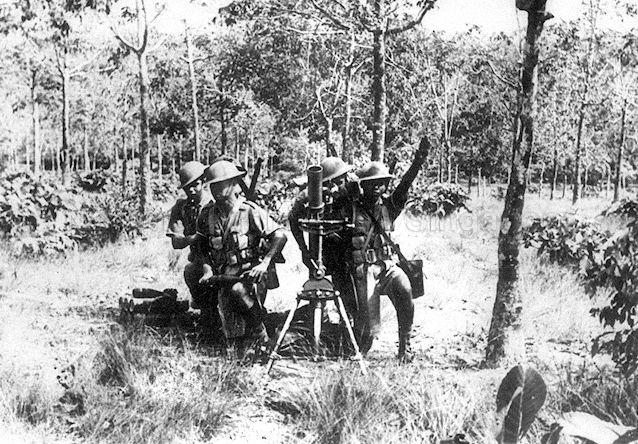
[269,366,495,443]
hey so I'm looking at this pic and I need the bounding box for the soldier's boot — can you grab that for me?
[245,304,270,362]
[398,330,414,364]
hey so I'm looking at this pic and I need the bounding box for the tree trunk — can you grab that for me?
[613,98,626,202]
[31,71,40,175]
[137,50,152,213]
[562,168,566,198]
[219,82,228,156]
[550,146,558,200]
[121,158,127,188]
[538,163,545,197]
[83,124,90,172]
[185,25,201,162]
[572,106,585,204]
[370,15,386,162]
[478,168,482,198]
[467,168,472,194]
[455,164,459,184]
[61,70,71,183]
[171,145,176,176]
[157,133,163,179]
[113,132,120,174]
[342,32,355,164]
[485,1,550,367]
[583,164,589,197]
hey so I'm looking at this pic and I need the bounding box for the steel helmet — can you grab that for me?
[204,159,247,184]
[178,161,206,189]
[320,157,351,183]
[356,161,394,182]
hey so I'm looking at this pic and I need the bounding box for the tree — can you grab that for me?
[485,0,553,367]
[110,0,165,214]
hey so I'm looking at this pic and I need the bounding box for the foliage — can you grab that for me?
[75,169,115,192]
[0,170,162,257]
[585,219,638,375]
[603,198,638,219]
[407,182,471,218]
[522,216,610,268]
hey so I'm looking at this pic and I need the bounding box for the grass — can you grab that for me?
[0,188,636,442]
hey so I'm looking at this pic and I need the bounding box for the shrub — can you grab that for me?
[0,170,163,257]
[584,219,638,374]
[603,198,638,219]
[75,169,115,192]
[522,216,610,269]
[407,182,471,218]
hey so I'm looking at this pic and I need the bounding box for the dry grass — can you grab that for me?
[0,188,634,442]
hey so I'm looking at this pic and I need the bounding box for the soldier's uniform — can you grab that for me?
[166,162,212,309]
[198,189,283,342]
[350,162,415,359]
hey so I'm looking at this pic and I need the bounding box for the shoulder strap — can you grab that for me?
[360,204,410,266]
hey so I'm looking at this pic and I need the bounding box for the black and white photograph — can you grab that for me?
[1,0,637,442]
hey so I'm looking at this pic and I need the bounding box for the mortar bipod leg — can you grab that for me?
[266,299,300,374]
[313,300,324,357]
[336,295,367,375]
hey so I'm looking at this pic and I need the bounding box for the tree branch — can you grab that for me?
[387,0,437,35]
[487,60,519,91]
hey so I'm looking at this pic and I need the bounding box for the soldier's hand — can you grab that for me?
[248,260,270,283]
[416,135,431,161]
[198,264,214,285]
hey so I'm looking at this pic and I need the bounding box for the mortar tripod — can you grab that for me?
[266,218,367,375]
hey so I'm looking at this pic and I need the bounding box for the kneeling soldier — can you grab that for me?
[197,160,287,354]
[349,137,429,362]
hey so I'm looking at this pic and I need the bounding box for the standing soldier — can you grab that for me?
[166,161,220,333]
[349,136,430,362]
[197,160,287,355]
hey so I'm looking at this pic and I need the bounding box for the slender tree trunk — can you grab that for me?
[538,163,545,197]
[55,142,60,174]
[583,163,589,197]
[550,146,558,200]
[467,168,472,194]
[478,168,482,198]
[83,124,90,172]
[184,25,201,161]
[342,32,355,163]
[606,164,610,198]
[455,164,459,184]
[572,107,586,204]
[613,98,626,202]
[137,50,152,212]
[562,168,566,198]
[219,82,228,155]
[171,145,176,176]
[370,14,386,162]
[157,133,162,179]
[31,71,40,175]
[61,70,71,183]
[485,1,551,367]
[114,132,120,174]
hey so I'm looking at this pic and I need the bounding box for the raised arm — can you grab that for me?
[389,135,430,219]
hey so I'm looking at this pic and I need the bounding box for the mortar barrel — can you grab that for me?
[307,165,324,211]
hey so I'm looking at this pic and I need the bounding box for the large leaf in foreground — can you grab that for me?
[495,365,547,444]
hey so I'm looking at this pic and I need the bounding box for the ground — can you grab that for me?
[0,190,625,443]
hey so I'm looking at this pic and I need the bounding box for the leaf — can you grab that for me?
[558,412,637,444]
[495,365,547,444]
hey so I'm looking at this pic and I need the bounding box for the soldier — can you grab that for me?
[197,160,287,354]
[349,136,430,362]
[166,161,219,329]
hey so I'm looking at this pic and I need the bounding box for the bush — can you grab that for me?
[522,216,610,269]
[584,219,638,374]
[0,170,163,257]
[75,169,116,192]
[407,182,471,218]
[603,198,638,219]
